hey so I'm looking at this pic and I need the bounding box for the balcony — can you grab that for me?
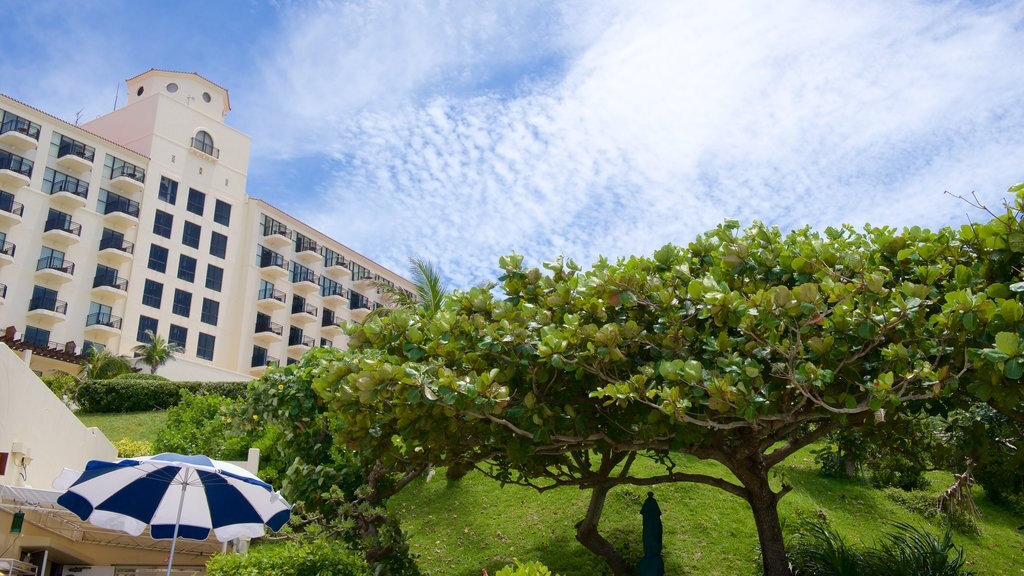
[0,151,32,189]
[36,256,75,283]
[290,301,318,324]
[257,286,287,311]
[100,195,141,228]
[27,296,68,323]
[0,240,13,266]
[287,334,315,352]
[352,270,375,292]
[109,165,145,194]
[0,115,40,151]
[0,195,24,225]
[98,236,134,264]
[292,273,320,295]
[92,274,128,300]
[349,292,372,322]
[0,282,6,302]
[294,239,320,264]
[249,353,279,375]
[324,255,349,277]
[43,216,82,245]
[259,252,290,280]
[48,178,89,209]
[85,312,122,337]
[190,137,220,159]
[262,223,291,249]
[56,141,95,173]
[254,320,284,345]
[322,286,349,308]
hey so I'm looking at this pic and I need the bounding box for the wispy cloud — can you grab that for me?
[251,0,1024,288]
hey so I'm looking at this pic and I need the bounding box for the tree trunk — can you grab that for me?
[575,484,634,576]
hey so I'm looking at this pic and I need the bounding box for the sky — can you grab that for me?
[2,0,1023,288]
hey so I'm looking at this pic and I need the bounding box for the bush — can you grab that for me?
[495,560,560,576]
[73,379,249,413]
[42,372,78,406]
[154,392,256,460]
[206,537,372,576]
[114,438,154,458]
[882,488,979,535]
[111,373,169,381]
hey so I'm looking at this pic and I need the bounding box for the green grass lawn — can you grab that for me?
[391,446,1024,576]
[77,411,167,444]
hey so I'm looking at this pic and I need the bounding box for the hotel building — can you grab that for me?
[0,69,413,381]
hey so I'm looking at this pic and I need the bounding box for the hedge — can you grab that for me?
[73,379,250,413]
[206,538,371,576]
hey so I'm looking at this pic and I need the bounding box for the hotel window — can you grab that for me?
[137,316,158,343]
[186,188,205,216]
[213,199,231,226]
[153,210,173,238]
[197,333,215,360]
[142,279,163,308]
[251,345,269,367]
[201,298,219,325]
[177,254,197,282]
[24,326,50,347]
[148,244,168,273]
[158,176,178,204]
[321,338,333,348]
[209,231,227,258]
[182,221,201,249]
[205,264,223,291]
[169,324,188,349]
[172,289,192,317]
[100,228,127,251]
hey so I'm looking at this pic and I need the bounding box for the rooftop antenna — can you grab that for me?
[112,82,120,112]
[74,108,84,126]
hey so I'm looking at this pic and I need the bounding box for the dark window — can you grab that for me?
[83,340,101,355]
[172,289,192,317]
[142,279,163,308]
[182,221,201,249]
[205,265,223,291]
[320,338,333,348]
[213,199,231,226]
[24,325,50,347]
[322,308,336,327]
[177,254,197,282]
[287,357,298,366]
[186,188,205,216]
[193,131,217,157]
[201,298,219,325]
[30,285,60,313]
[95,264,120,288]
[197,333,215,361]
[153,210,173,239]
[158,176,178,204]
[148,244,168,273]
[209,231,227,259]
[137,316,158,343]
[289,326,303,346]
[251,345,269,367]
[168,324,188,349]
[100,228,127,252]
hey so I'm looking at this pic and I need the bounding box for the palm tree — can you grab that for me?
[79,346,133,380]
[370,258,450,320]
[131,330,182,374]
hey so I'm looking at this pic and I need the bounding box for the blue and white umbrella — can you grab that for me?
[54,453,291,575]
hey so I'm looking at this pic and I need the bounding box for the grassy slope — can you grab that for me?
[77,411,167,444]
[391,447,1024,576]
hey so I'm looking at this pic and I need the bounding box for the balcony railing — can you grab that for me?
[261,221,290,238]
[0,195,24,216]
[259,251,288,269]
[0,240,14,257]
[86,312,122,329]
[296,238,319,254]
[258,286,287,303]
[37,255,75,275]
[251,351,278,368]
[58,140,96,162]
[29,296,68,314]
[48,176,89,198]
[99,236,134,254]
[349,292,370,310]
[190,137,220,158]
[255,320,284,335]
[111,163,145,183]
[288,334,315,348]
[353,269,373,282]
[321,286,348,299]
[325,255,348,269]
[93,274,128,291]
[0,150,33,177]
[291,269,318,284]
[0,283,6,298]
[0,115,41,140]
[44,216,82,236]
[100,195,141,218]
[291,301,318,317]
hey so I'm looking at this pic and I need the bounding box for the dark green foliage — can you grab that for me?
[73,379,248,413]
[945,405,1024,509]
[815,416,939,491]
[787,520,974,576]
[814,430,865,479]
[42,372,78,404]
[882,488,979,535]
[110,373,169,381]
[205,536,372,576]
[154,391,259,459]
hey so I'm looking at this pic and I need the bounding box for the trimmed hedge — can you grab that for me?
[111,373,170,381]
[74,379,249,413]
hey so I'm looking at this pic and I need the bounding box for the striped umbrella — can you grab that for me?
[54,453,291,576]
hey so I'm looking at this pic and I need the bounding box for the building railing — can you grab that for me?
[93,274,128,291]
[0,150,33,177]
[28,295,68,314]
[259,250,288,269]
[296,238,319,253]
[100,194,141,218]
[325,255,348,269]
[255,320,284,335]
[292,270,319,285]
[349,292,371,310]
[0,195,24,216]
[261,221,290,238]
[111,163,145,183]
[37,255,75,275]
[0,283,6,299]
[291,301,318,317]
[258,286,287,303]
[288,334,315,347]
[49,176,89,198]
[0,114,41,140]
[321,286,348,299]
[190,137,220,158]
[44,216,82,236]
[0,240,14,257]
[86,312,122,329]
[99,236,134,254]
[58,139,95,162]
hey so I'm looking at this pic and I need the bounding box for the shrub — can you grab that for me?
[42,372,78,406]
[114,438,154,458]
[882,488,979,535]
[495,560,560,576]
[111,372,169,381]
[206,537,371,576]
[73,379,249,413]
[154,392,254,460]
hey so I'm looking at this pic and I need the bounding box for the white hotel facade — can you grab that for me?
[0,69,413,381]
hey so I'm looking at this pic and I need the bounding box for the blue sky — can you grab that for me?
[3,0,1024,288]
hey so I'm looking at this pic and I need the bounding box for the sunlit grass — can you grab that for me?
[77,411,167,444]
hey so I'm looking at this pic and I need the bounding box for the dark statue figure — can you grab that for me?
[638,491,665,576]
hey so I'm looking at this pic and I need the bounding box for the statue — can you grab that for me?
[637,491,665,576]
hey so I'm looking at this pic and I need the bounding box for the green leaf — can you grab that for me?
[1004,359,1023,380]
[682,360,703,384]
[995,332,1020,357]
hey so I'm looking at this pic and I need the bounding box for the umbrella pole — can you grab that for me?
[165,467,190,576]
